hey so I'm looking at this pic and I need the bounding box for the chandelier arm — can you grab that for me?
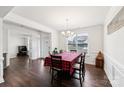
[61,18,74,38]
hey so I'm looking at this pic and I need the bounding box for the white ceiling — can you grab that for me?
[0,6,13,17]
[11,6,110,31]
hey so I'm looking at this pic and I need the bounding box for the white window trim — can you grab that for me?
[67,33,89,55]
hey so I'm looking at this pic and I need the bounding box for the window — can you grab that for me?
[68,33,88,53]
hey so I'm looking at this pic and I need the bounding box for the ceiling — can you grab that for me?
[11,6,110,31]
[0,6,13,17]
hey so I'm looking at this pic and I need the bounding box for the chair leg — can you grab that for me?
[79,71,82,87]
[51,70,54,84]
[83,68,85,76]
[82,74,85,81]
[82,68,85,81]
[49,66,52,73]
[59,71,62,86]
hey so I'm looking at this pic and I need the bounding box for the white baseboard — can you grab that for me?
[85,52,97,65]
[0,77,4,83]
[85,61,95,65]
[10,56,17,59]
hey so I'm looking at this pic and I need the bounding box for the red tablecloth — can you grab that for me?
[44,52,82,75]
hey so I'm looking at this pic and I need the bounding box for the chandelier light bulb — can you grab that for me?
[67,30,71,34]
[71,32,74,35]
[61,31,65,35]
[61,18,75,38]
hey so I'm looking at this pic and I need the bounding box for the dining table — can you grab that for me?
[44,52,82,76]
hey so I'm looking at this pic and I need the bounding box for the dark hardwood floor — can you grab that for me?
[0,56,112,87]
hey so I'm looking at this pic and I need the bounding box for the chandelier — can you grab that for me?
[61,18,74,38]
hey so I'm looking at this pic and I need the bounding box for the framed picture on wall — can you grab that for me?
[108,7,124,34]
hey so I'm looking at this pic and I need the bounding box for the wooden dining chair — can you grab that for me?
[48,51,52,56]
[51,55,63,85]
[76,52,86,77]
[82,52,86,77]
[70,50,77,52]
[72,53,86,87]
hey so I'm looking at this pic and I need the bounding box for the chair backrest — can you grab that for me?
[79,52,86,69]
[49,51,52,56]
[51,55,62,69]
[82,52,86,70]
[59,50,63,53]
[82,52,86,63]
[79,54,83,69]
[52,50,58,55]
[70,50,77,52]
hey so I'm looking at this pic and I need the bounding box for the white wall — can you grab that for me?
[31,37,40,59]
[40,32,51,58]
[59,25,103,65]
[104,6,124,87]
[0,7,17,83]
[0,18,4,83]
[9,33,25,58]
[3,26,8,53]
[3,12,58,60]
[3,22,41,60]
[4,12,58,51]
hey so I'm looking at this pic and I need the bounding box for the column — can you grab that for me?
[0,18,4,83]
[40,32,43,58]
